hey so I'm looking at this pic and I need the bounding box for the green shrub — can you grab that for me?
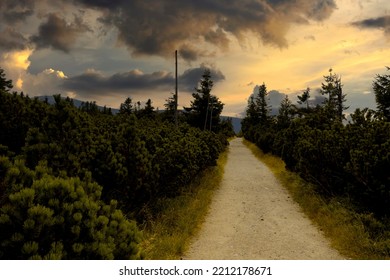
[0,158,142,260]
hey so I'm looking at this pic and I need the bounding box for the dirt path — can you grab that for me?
[184,138,343,260]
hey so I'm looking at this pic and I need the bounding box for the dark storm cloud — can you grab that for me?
[179,65,226,91]
[0,0,337,56]
[63,70,173,93]
[0,0,36,51]
[0,27,29,51]
[204,28,230,51]
[352,15,390,35]
[305,0,337,21]
[69,0,337,60]
[30,13,90,53]
[62,65,225,96]
[0,0,36,23]
[179,45,202,62]
[71,0,124,9]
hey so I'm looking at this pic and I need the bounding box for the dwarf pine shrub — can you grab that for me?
[0,157,142,260]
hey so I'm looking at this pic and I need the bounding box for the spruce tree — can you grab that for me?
[373,67,390,121]
[256,83,271,125]
[277,95,296,128]
[320,69,348,122]
[0,68,13,92]
[297,87,311,110]
[119,97,133,115]
[187,69,223,131]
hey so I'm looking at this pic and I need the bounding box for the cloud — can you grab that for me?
[309,89,327,107]
[0,0,338,60]
[63,69,172,94]
[304,35,316,41]
[69,0,337,60]
[0,50,68,97]
[305,0,337,21]
[351,15,390,35]
[0,27,29,51]
[204,28,230,51]
[246,85,329,116]
[21,68,68,96]
[0,0,36,24]
[247,86,287,115]
[0,49,33,93]
[179,44,202,62]
[179,64,226,91]
[30,13,90,53]
[61,64,225,99]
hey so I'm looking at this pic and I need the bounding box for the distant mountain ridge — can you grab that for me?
[37,95,242,134]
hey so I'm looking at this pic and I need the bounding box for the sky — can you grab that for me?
[1,0,390,117]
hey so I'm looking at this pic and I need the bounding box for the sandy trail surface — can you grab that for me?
[184,138,343,260]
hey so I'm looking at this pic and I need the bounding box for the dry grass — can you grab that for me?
[243,139,390,260]
[140,148,229,260]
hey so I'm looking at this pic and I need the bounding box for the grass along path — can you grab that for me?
[243,139,390,260]
[140,147,229,260]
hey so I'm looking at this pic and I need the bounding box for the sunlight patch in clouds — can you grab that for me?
[43,68,68,79]
[2,49,32,70]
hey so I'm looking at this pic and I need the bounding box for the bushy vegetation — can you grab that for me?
[0,158,142,260]
[243,139,390,259]
[0,68,231,259]
[242,68,390,218]
[141,150,229,260]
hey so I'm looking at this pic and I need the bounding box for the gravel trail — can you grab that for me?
[184,138,343,260]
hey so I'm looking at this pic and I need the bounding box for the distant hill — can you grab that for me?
[37,95,242,133]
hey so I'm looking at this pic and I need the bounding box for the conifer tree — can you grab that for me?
[277,95,296,128]
[187,69,223,131]
[256,83,271,125]
[0,68,13,92]
[119,97,133,115]
[320,69,348,122]
[163,92,176,122]
[373,66,390,121]
[297,87,311,110]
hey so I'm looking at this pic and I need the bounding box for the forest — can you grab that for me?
[242,68,390,219]
[0,68,233,259]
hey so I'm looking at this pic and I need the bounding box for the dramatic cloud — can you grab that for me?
[0,1,38,52]
[61,65,225,99]
[180,64,226,91]
[0,27,29,51]
[30,13,90,53]
[303,0,337,21]
[179,45,203,62]
[3,0,383,117]
[69,0,337,60]
[352,15,390,35]
[63,69,173,94]
[21,68,68,96]
[0,0,338,59]
[0,0,36,24]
